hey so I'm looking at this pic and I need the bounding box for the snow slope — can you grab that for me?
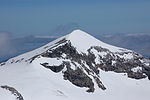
[0,62,150,100]
[66,30,129,52]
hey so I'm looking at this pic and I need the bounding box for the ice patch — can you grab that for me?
[131,66,142,73]
[117,53,133,60]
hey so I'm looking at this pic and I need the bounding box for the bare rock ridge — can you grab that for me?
[1,29,150,93]
[0,85,24,100]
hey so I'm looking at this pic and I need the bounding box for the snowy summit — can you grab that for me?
[0,29,150,100]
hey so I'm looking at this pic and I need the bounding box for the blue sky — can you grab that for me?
[0,0,150,37]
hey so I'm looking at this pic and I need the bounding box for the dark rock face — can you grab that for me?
[127,72,146,79]
[40,39,106,92]
[63,66,94,92]
[90,46,148,79]
[0,85,24,100]
[34,38,150,92]
[0,62,5,66]
[93,76,106,90]
[143,66,150,80]
[41,62,64,73]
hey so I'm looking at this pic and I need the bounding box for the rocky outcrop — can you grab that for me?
[0,85,24,100]
[63,65,94,92]
[41,62,64,73]
[40,40,106,92]
[38,38,150,92]
[88,46,148,79]
[143,66,150,80]
[38,38,150,93]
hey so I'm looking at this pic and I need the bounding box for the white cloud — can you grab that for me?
[0,32,17,58]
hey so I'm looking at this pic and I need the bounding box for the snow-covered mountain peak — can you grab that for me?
[68,29,86,36]
[2,30,125,65]
[0,30,150,100]
[63,29,126,53]
[66,29,93,40]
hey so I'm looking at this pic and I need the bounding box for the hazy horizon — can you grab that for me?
[0,0,150,37]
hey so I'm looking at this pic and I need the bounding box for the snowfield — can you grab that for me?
[0,62,150,100]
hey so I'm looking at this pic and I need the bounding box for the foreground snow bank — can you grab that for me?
[0,63,150,100]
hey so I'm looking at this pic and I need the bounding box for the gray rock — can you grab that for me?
[1,85,24,100]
